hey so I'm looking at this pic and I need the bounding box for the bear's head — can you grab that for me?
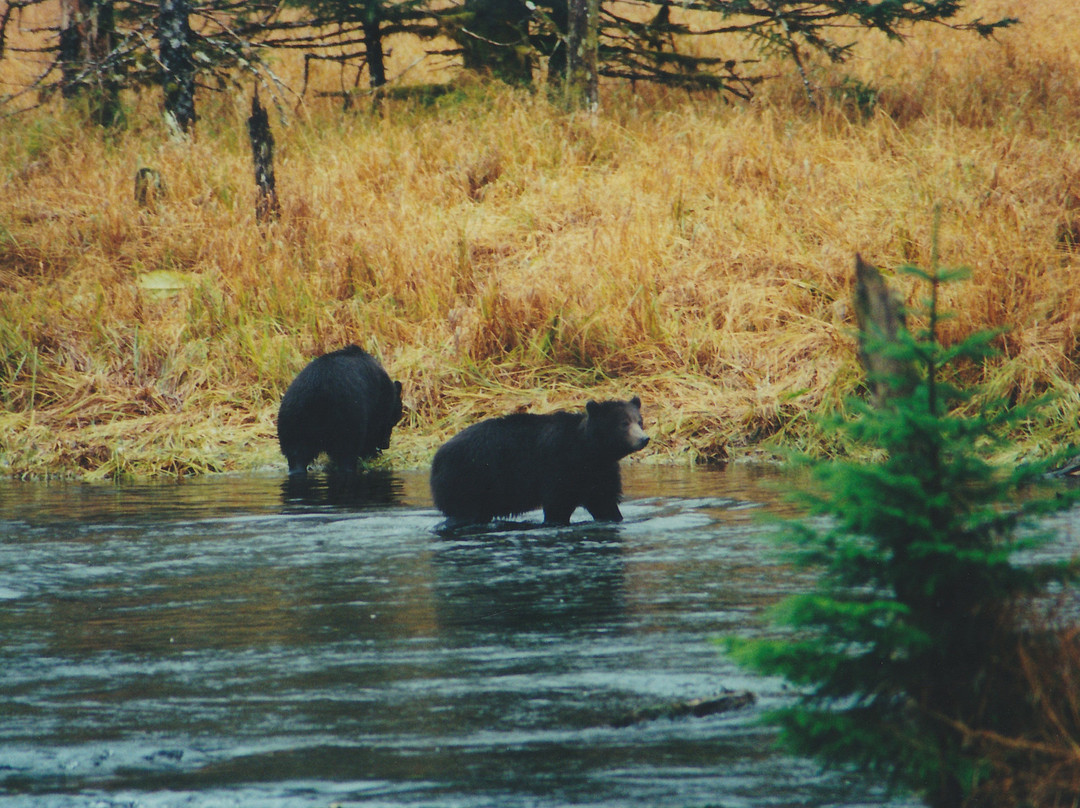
[585,396,649,460]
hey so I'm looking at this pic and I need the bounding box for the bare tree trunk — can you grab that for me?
[247,89,279,224]
[853,253,918,406]
[362,14,386,89]
[159,0,195,133]
[565,0,598,111]
[59,0,120,125]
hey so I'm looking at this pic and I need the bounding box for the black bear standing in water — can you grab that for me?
[430,397,649,526]
[277,345,404,475]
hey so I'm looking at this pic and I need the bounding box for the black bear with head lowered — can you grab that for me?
[430,397,649,526]
[277,345,404,475]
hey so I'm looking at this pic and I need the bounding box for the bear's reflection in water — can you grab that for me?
[431,525,627,636]
[279,468,404,511]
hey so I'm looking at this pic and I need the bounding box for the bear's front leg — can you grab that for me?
[583,499,623,522]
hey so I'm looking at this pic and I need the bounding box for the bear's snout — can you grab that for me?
[629,423,649,452]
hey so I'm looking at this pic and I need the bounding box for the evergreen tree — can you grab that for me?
[446,0,533,85]
[0,0,1021,111]
[58,0,122,125]
[726,253,1079,807]
[281,0,436,94]
[599,0,1017,102]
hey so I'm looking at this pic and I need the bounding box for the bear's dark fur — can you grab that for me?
[430,397,648,525]
[277,345,404,475]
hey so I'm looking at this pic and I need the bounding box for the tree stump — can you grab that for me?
[247,89,279,224]
[134,167,165,208]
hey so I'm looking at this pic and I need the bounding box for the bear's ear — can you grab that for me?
[586,400,599,416]
[630,396,641,409]
[394,381,403,398]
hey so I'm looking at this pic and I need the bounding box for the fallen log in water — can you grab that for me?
[611,690,756,728]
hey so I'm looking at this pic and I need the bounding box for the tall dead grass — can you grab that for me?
[1,0,1079,478]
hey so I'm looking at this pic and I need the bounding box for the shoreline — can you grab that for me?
[1,397,1070,481]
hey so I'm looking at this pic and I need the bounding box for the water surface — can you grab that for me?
[0,465,923,807]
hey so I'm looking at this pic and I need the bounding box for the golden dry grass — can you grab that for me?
[2,0,1079,478]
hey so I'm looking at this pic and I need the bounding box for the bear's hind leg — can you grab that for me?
[330,452,359,474]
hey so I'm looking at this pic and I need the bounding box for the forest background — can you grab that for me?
[1,0,1079,480]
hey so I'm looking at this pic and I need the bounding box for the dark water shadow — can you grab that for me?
[430,523,627,637]
[279,468,404,511]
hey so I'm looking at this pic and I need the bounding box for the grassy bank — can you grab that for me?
[2,0,1079,479]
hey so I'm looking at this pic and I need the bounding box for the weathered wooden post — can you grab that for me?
[247,89,279,224]
[853,253,918,406]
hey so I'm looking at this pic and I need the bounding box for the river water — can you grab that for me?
[0,464,933,808]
